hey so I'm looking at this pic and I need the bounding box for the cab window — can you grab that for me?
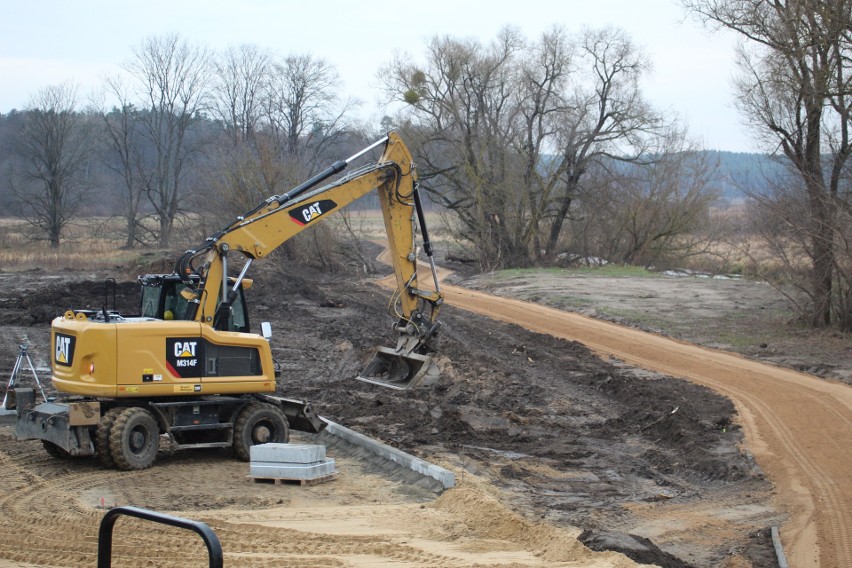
[215,287,249,332]
[229,289,248,331]
[140,285,161,318]
[163,283,193,321]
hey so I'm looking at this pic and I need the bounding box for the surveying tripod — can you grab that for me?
[2,342,47,409]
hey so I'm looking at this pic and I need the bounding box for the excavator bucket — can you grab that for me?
[356,347,439,390]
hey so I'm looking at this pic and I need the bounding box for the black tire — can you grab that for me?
[41,440,72,459]
[109,407,160,471]
[96,408,124,468]
[233,402,289,461]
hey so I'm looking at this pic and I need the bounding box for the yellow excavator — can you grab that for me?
[10,132,444,470]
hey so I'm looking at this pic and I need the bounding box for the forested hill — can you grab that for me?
[705,150,783,203]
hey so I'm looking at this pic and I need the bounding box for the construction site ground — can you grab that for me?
[0,249,849,568]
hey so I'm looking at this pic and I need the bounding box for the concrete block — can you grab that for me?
[250,443,326,464]
[250,458,336,480]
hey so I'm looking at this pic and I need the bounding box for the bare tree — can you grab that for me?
[541,27,663,256]
[203,48,361,271]
[574,129,722,267]
[685,0,852,328]
[11,83,92,247]
[381,28,531,268]
[204,139,285,225]
[94,76,148,248]
[380,26,665,268]
[206,44,279,224]
[206,49,356,216]
[211,44,272,146]
[264,53,356,169]
[125,33,211,247]
[743,170,829,317]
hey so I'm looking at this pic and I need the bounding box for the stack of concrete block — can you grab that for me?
[249,443,336,484]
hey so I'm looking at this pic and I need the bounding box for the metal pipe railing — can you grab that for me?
[97,506,222,568]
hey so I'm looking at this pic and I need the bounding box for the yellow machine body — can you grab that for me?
[51,313,276,398]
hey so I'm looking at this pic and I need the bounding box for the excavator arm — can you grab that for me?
[176,132,444,389]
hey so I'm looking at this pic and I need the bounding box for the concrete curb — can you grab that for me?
[771,526,789,568]
[320,419,455,490]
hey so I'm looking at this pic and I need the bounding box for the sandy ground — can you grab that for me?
[0,424,647,568]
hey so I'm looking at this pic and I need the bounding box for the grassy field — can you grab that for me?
[0,210,736,275]
[0,216,217,272]
[0,218,134,271]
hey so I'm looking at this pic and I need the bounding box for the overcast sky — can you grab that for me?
[0,0,754,152]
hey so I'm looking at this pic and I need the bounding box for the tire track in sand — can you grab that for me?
[379,263,852,568]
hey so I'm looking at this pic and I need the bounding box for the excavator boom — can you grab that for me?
[176,132,443,389]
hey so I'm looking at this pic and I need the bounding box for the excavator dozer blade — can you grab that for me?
[355,347,439,390]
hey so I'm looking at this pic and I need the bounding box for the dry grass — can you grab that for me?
[0,218,191,272]
[335,209,454,246]
[0,210,450,274]
[0,211,778,278]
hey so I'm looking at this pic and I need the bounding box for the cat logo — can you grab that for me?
[289,199,337,226]
[173,341,198,369]
[55,333,75,367]
[166,337,204,378]
[174,341,197,358]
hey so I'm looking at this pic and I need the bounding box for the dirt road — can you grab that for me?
[426,278,851,568]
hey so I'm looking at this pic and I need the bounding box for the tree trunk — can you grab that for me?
[808,184,834,327]
[159,213,172,248]
[125,216,137,249]
[545,186,574,256]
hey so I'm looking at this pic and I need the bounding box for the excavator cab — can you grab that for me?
[139,274,251,333]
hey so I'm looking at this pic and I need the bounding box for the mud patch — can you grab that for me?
[579,530,694,567]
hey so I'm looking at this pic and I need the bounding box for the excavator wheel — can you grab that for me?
[41,440,72,460]
[233,402,289,461]
[109,407,160,471]
[96,408,124,468]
